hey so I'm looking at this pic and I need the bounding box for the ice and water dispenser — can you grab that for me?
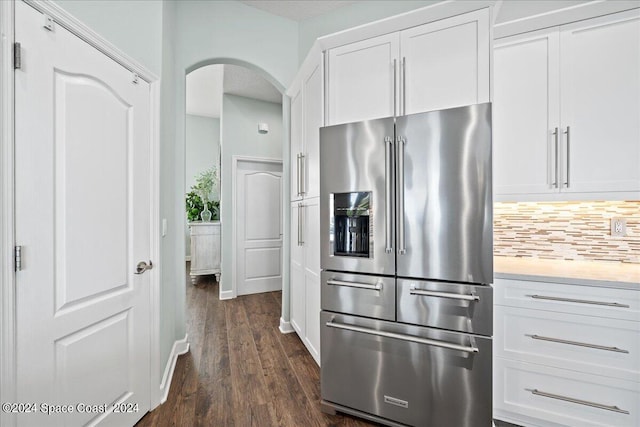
[331,191,372,258]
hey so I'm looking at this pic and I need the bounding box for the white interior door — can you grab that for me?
[14,2,151,426]
[236,160,283,296]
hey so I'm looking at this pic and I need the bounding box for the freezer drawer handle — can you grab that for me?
[409,285,480,301]
[526,334,629,354]
[526,388,629,415]
[327,279,382,291]
[326,320,479,353]
[529,294,629,308]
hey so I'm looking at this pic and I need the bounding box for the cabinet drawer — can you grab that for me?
[495,278,640,322]
[494,357,640,427]
[321,271,395,321]
[189,223,220,236]
[495,306,640,382]
[397,279,492,335]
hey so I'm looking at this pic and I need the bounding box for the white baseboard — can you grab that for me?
[185,255,191,262]
[219,289,235,300]
[279,317,295,334]
[159,334,190,404]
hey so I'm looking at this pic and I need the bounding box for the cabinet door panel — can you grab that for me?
[290,88,303,201]
[328,33,399,125]
[494,29,560,196]
[290,203,305,336]
[560,10,640,193]
[304,199,320,363]
[401,8,490,115]
[304,63,322,199]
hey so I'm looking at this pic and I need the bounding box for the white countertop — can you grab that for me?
[494,256,640,289]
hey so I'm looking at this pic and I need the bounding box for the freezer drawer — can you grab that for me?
[397,279,493,336]
[321,271,395,321]
[321,312,492,427]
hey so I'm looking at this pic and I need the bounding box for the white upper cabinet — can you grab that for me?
[290,87,303,201]
[494,29,560,196]
[303,63,323,199]
[290,54,323,200]
[494,9,640,200]
[328,33,399,125]
[401,9,490,115]
[326,8,490,125]
[560,10,640,194]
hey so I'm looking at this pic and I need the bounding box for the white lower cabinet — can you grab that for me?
[494,278,640,426]
[289,198,321,364]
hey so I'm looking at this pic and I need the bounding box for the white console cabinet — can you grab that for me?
[189,221,221,284]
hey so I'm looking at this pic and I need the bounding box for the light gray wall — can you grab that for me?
[298,1,439,62]
[185,115,220,193]
[53,0,163,75]
[220,94,283,295]
[495,1,588,24]
[173,0,296,317]
[158,0,182,381]
[185,114,220,257]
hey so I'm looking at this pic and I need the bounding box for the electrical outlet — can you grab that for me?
[610,218,627,237]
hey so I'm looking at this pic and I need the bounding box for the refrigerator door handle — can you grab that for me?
[326,320,480,353]
[384,136,394,254]
[396,136,406,255]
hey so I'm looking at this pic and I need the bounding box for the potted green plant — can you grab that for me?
[189,167,219,222]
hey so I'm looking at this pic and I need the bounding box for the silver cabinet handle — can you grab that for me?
[552,127,559,188]
[393,59,397,116]
[409,285,480,301]
[327,279,382,291]
[401,57,406,115]
[526,388,629,415]
[384,136,394,254]
[326,321,479,353]
[135,260,153,275]
[300,153,306,195]
[529,294,629,308]
[526,334,629,354]
[296,153,301,196]
[396,136,406,255]
[298,203,304,246]
[563,126,570,188]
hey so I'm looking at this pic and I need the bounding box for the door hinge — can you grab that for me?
[14,42,21,70]
[14,246,22,272]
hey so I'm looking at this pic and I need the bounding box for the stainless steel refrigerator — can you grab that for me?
[319,103,493,427]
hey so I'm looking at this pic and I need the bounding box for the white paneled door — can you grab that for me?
[235,160,283,296]
[14,2,152,426]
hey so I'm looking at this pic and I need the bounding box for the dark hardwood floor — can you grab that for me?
[136,273,375,427]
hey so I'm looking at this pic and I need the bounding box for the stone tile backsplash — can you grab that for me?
[494,201,640,264]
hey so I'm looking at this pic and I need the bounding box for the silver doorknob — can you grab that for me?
[135,260,153,274]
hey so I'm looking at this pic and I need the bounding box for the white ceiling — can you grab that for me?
[186,64,281,119]
[239,0,357,21]
[222,64,282,104]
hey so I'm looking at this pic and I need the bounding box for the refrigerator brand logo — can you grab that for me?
[384,395,409,409]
